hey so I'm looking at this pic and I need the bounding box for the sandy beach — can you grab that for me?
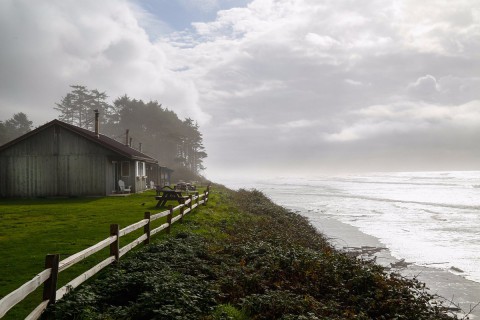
[307,215,480,319]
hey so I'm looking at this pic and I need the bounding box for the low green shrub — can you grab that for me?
[210,304,248,320]
[48,235,218,319]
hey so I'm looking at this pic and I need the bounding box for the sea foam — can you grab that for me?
[229,171,480,284]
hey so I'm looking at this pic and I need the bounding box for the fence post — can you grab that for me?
[203,190,207,206]
[195,192,199,206]
[144,212,151,245]
[206,185,210,204]
[166,205,173,234]
[42,254,60,305]
[179,205,185,223]
[110,224,120,263]
[188,195,193,213]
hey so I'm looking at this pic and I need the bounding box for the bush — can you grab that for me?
[47,235,218,319]
[210,304,248,320]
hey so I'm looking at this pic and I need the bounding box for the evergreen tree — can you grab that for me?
[110,96,207,175]
[55,85,111,130]
[179,118,207,173]
[0,112,33,145]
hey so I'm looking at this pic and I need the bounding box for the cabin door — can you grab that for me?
[112,161,120,192]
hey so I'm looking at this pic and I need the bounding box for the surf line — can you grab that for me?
[299,192,480,210]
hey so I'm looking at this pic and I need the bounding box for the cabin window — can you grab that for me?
[121,161,130,177]
[136,161,146,177]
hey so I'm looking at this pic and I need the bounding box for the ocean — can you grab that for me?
[225,171,480,284]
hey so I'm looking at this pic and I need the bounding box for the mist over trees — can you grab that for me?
[0,112,33,145]
[55,86,207,177]
[0,86,207,178]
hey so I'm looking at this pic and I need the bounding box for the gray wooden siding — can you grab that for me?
[0,125,119,197]
[0,155,56,197]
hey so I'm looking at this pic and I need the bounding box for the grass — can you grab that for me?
[0,189,206,319]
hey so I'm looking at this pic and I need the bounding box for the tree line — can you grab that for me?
[0,112,33,146]
[0,85,207,179]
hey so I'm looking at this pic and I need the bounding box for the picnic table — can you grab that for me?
[155,189,188,208]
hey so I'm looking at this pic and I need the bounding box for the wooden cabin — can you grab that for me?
[0,119,171,197]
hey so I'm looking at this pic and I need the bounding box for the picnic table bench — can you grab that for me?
[155,189,189,208]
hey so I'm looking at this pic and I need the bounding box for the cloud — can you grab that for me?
[305,33,340,49]
[344,79,364,86]
[187,0,480,177]
[397,0,480,55]
[407,75,439,99]
[1,0,480,178]
[224,117,266,129]
[279,119,319,129]
[324,99,480,143]
[0,0,209,124]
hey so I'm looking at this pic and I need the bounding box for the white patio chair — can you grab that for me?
[118,179,131,193]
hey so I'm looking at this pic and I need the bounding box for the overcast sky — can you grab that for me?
[1,0,479,180]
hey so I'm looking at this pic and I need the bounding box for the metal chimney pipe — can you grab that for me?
[139,142,142,152]
[94,109,99,138]
[125,129,129,146]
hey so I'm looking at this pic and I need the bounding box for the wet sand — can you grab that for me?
[307,215,480,318]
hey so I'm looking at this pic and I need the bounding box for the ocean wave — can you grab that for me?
[336,179,458,187]
[300,192,480,211]
[408,176,455,180]
[274,177,459,188]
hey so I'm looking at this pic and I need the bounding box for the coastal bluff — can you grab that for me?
[45,184,458,319]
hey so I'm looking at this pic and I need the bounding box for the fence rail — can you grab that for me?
[0,187,210,319]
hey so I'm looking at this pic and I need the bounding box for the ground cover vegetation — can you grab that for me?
[45,186,456,319]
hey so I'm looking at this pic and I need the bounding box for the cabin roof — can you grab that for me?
[0,119,158,163]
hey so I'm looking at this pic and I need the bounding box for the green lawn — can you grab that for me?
[0,189,205,319]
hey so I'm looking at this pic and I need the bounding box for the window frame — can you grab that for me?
[136,161,146,177]
[121,161,130,177]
